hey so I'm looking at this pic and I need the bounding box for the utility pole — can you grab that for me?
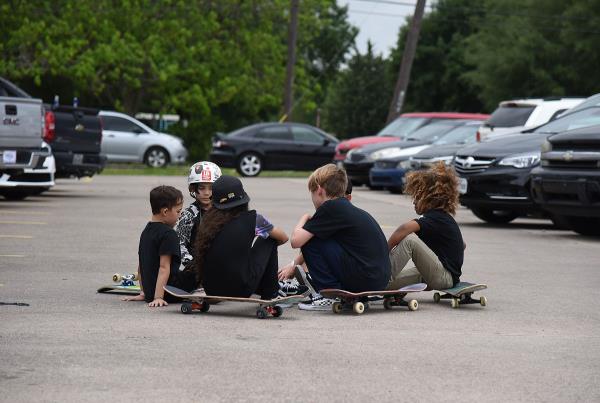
[282,0,299,122]
[387,0,427,123]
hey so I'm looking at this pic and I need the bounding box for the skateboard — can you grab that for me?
[433,282,487,308]
[97,273,140,295]
[320,283,427,315]
[163,285,304,319]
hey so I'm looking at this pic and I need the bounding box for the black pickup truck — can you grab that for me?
[531,125,600,236]
[44,104,106,178]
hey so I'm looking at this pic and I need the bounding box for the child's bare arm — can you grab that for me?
[387,220,420,251]
[290,214,313,248]
[149,255,171,307]
[269,227,289,245]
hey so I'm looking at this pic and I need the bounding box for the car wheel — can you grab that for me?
[144,147,170,168]
[470,207,519,224]
[236,153,262,177]
[565,216,600,236]
[1,189,30,201]
[550,214,571,230]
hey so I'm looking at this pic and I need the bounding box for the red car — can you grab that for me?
[334,112,490,162]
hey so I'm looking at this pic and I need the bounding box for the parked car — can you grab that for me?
[210,122,338,176]
[344,119,483,187]
[0,76,54,200]
[334,112,490,163]
[455,105,600,224]
[478,97,584,140]
[370,121,481,192]
[531,125,600,236]
[0,141,55,200]
[44,104,105,178]
[99,111,187,168]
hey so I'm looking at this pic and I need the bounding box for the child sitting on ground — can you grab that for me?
[386,162,465,291]
[290,164,390,311]
[175,161,221,271]
[125,185,195,307]
[190,176,288,299]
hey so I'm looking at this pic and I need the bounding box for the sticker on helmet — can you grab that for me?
[201,169,211,181]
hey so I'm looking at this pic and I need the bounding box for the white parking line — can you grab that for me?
[0,221,47,225]
[0,235,33,239]
[0,254,25,258]
[0,210,50,216]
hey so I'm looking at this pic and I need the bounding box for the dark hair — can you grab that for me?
[190,203,248,285]
[345,180,353,195]
[150,185,183,214]
[404,162,459,215]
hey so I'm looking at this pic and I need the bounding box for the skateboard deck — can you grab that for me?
[320,283,427,314]
[433,281,487,308]
[163,285,304,319]
[97,284,141,295]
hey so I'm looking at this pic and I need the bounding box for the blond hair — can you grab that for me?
[404,162,459,215]
[307,164,348,198]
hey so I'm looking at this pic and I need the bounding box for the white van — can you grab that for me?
[478,98,585,140]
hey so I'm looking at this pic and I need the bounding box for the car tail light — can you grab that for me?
[476,131,481,142]
[43,111,55,142]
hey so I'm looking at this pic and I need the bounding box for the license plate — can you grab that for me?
[73,153,84,165]
[2,150,17,164]
[458,177,468,194]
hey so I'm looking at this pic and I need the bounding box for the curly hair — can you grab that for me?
[188,204,248,285]
[404,162,459,215]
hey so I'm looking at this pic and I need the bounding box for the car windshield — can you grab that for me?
[560,94,600,116]
[376,117,427,137]
[486,104,536,128]
[405,121,461,142]
[533,107,600,134]
[434,124,479,145]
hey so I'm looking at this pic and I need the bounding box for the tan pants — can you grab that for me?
[386,234,453,291]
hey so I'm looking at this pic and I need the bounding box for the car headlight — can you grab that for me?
[345,149,355,161]
[370,147,402,160]
[498,152,541,168]
[397,159,412,169]
[541,140,552,153]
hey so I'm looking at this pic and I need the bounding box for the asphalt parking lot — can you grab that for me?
[1,175,599,402]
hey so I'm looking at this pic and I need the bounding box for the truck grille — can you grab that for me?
[454,156,494,174]
[542,151,600,169]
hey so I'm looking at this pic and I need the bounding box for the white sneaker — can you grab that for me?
[298,294,335,311]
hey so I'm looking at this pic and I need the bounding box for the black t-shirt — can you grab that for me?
[202,210,257,297]
[138,222,181,302]
[303,197,390,284]
[415,209,464,285]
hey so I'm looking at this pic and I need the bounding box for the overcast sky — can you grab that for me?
[337,0,422,57]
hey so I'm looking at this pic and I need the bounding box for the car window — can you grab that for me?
[562,94,600,116]
[406,121,461,142]
[255,126,292,141]
[102,116,147,133]
[486,105,536,127]
[377,117,427,137]
[434,125,479,145]
[291,127,323,143]
[533,107,600,134]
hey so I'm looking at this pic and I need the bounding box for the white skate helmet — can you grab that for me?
[188,161,222,198]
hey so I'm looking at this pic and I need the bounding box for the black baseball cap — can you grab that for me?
[211,175,250,210]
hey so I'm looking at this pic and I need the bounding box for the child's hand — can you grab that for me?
[122,294,145,302]
[148,298,168,307]
[278,263,295,280]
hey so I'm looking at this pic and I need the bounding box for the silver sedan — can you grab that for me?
[99,111,188,168]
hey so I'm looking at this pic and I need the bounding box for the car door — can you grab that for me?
[253,126,295,169]
[290,125,335,169]
[101,115,149,161]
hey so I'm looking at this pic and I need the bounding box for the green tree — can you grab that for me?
[322,42,391,138]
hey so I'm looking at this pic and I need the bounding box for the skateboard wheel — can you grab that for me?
[451,298,459,309]
[353,302,365,315]
[332,302,343,314]
[200,301,210,313]
[383,298,393,310]
[272,305,283,317]
[112,273,121,283]
[131,273,138,281]
[256,308,267,319]
[433,292,441,303]
[181,302,193,314]
[479,296,487,307]
[408,300,418,311]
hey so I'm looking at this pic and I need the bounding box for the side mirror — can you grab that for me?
[322,138,330,146]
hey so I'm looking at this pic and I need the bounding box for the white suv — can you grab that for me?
[478,97,585,140]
